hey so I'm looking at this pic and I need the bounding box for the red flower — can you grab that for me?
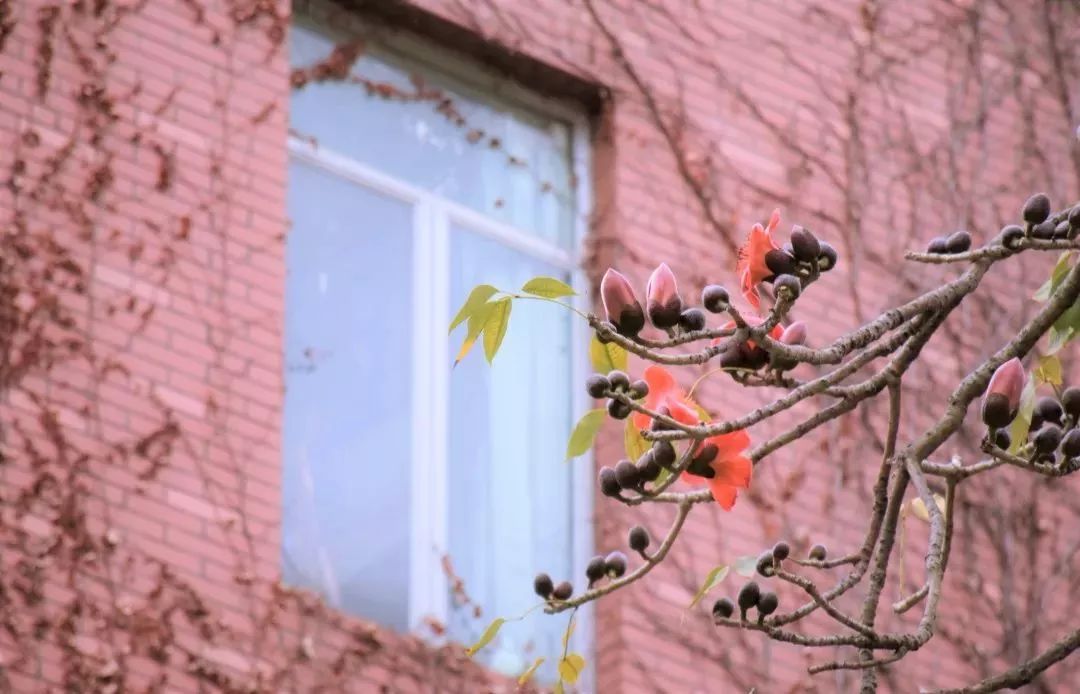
[631,365,752,509]
[632,365,700,430]
[683,430,752,510]
[737,209,782,312]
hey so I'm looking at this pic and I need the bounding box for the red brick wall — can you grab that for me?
[2,0,1077,692]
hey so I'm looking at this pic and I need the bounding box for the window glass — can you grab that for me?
[290,23,574,248]
[282,159,414,631]
[446,227,574,677]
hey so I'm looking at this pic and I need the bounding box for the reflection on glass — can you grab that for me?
[283,160,414,631]
[290,24,574,248]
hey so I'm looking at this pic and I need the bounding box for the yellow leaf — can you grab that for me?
[1008,376,1037,454]
[687,565,730,609]
[454,302,495,365]
[449,284,498,334]
[482,298,512,363]
[465,617,505,657]
[522,276,575,298]
[589,334,627,373]
[558,653,587,684]
[517,657,545,685]
[1035,354,1063,386]
[910,495,946,523]
[624,419,650,461]
[566,409,606,460]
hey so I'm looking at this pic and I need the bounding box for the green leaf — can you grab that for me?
[522,276,576,299]
[1035,354,1063,386]
[518,657,545,685]
[733,555,757,577]
[1008,375,1038,454]
[449,284,498,334]
[454,302,495,365]
[624,419,650,461]
[1048,300,1080,354]
[558,653,587,684]
[483,298,513,363]
[589,334,627,373]
[566,409,605,460]
[466,617,505,656]
[1034,252,1074,301]
[687,565,730,609]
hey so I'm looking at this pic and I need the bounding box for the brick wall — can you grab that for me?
[2,0,1078,692]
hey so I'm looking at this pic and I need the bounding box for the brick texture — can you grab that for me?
[2,0,1078,692]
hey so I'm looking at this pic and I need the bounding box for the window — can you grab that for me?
[282,17,592,678]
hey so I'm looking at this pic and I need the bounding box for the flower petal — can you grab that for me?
[710,453,752,489]
[708,481,739,510]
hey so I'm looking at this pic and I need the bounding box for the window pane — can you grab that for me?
[446,227,574,680]
[290,24,574,249]
[282,159,414,631]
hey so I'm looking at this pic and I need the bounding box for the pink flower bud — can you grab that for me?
[601,268,645,337]
[779,321,807,346]
[981,357,1025,428]
[646,263,683,329]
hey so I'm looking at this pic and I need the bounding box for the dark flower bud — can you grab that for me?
[678,308,707,332]
[1062,429,1080,458]
[1062,387,1080,418]
[701,285,730,313]
[636,451,661,482]
[742,342,770,371]
[614,459,640,489]
[772,541,790,561]
[585,556,607,585]
[773,274,801,299]
[690,443,719,472]
[926,237,948,254]
[719,345,749,371]
[1034,424,1063,455]
[601,269,645,337]
[628,525,651,553]
[629,379,649,400]
[604,551,628,578]
[1000,224,1024,248]
[1033,220,1056,239]
[737,581,761,620]
[764,249,798,277]
[981,358,1024,428]
[1023,193,1051,225]
[789,226,821,263]
[1035,396,1063,425]
[808,544,828,561]
[756,551,776,577]
[1069,206,1080,231]
[945,231,972,254]
[598,467,621,498]
[585,374,610,398]
[652,440,676,468]
[1030,413,1045,433]
[607,370,630,391]
[1056,221,1071,239]
[534,573,554,598]
[993,430,1011,450]
[646,263,683,329]
[817,242,838,271]
[607,399,632,420]
[552,581,573,601]
[757,592,779,622]
[712,597,735,620]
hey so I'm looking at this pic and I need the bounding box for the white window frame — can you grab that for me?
[286,22,595,669]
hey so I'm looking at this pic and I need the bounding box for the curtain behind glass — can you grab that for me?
[447,228,573,680]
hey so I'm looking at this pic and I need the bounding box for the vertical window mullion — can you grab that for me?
[408,199,449,632]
